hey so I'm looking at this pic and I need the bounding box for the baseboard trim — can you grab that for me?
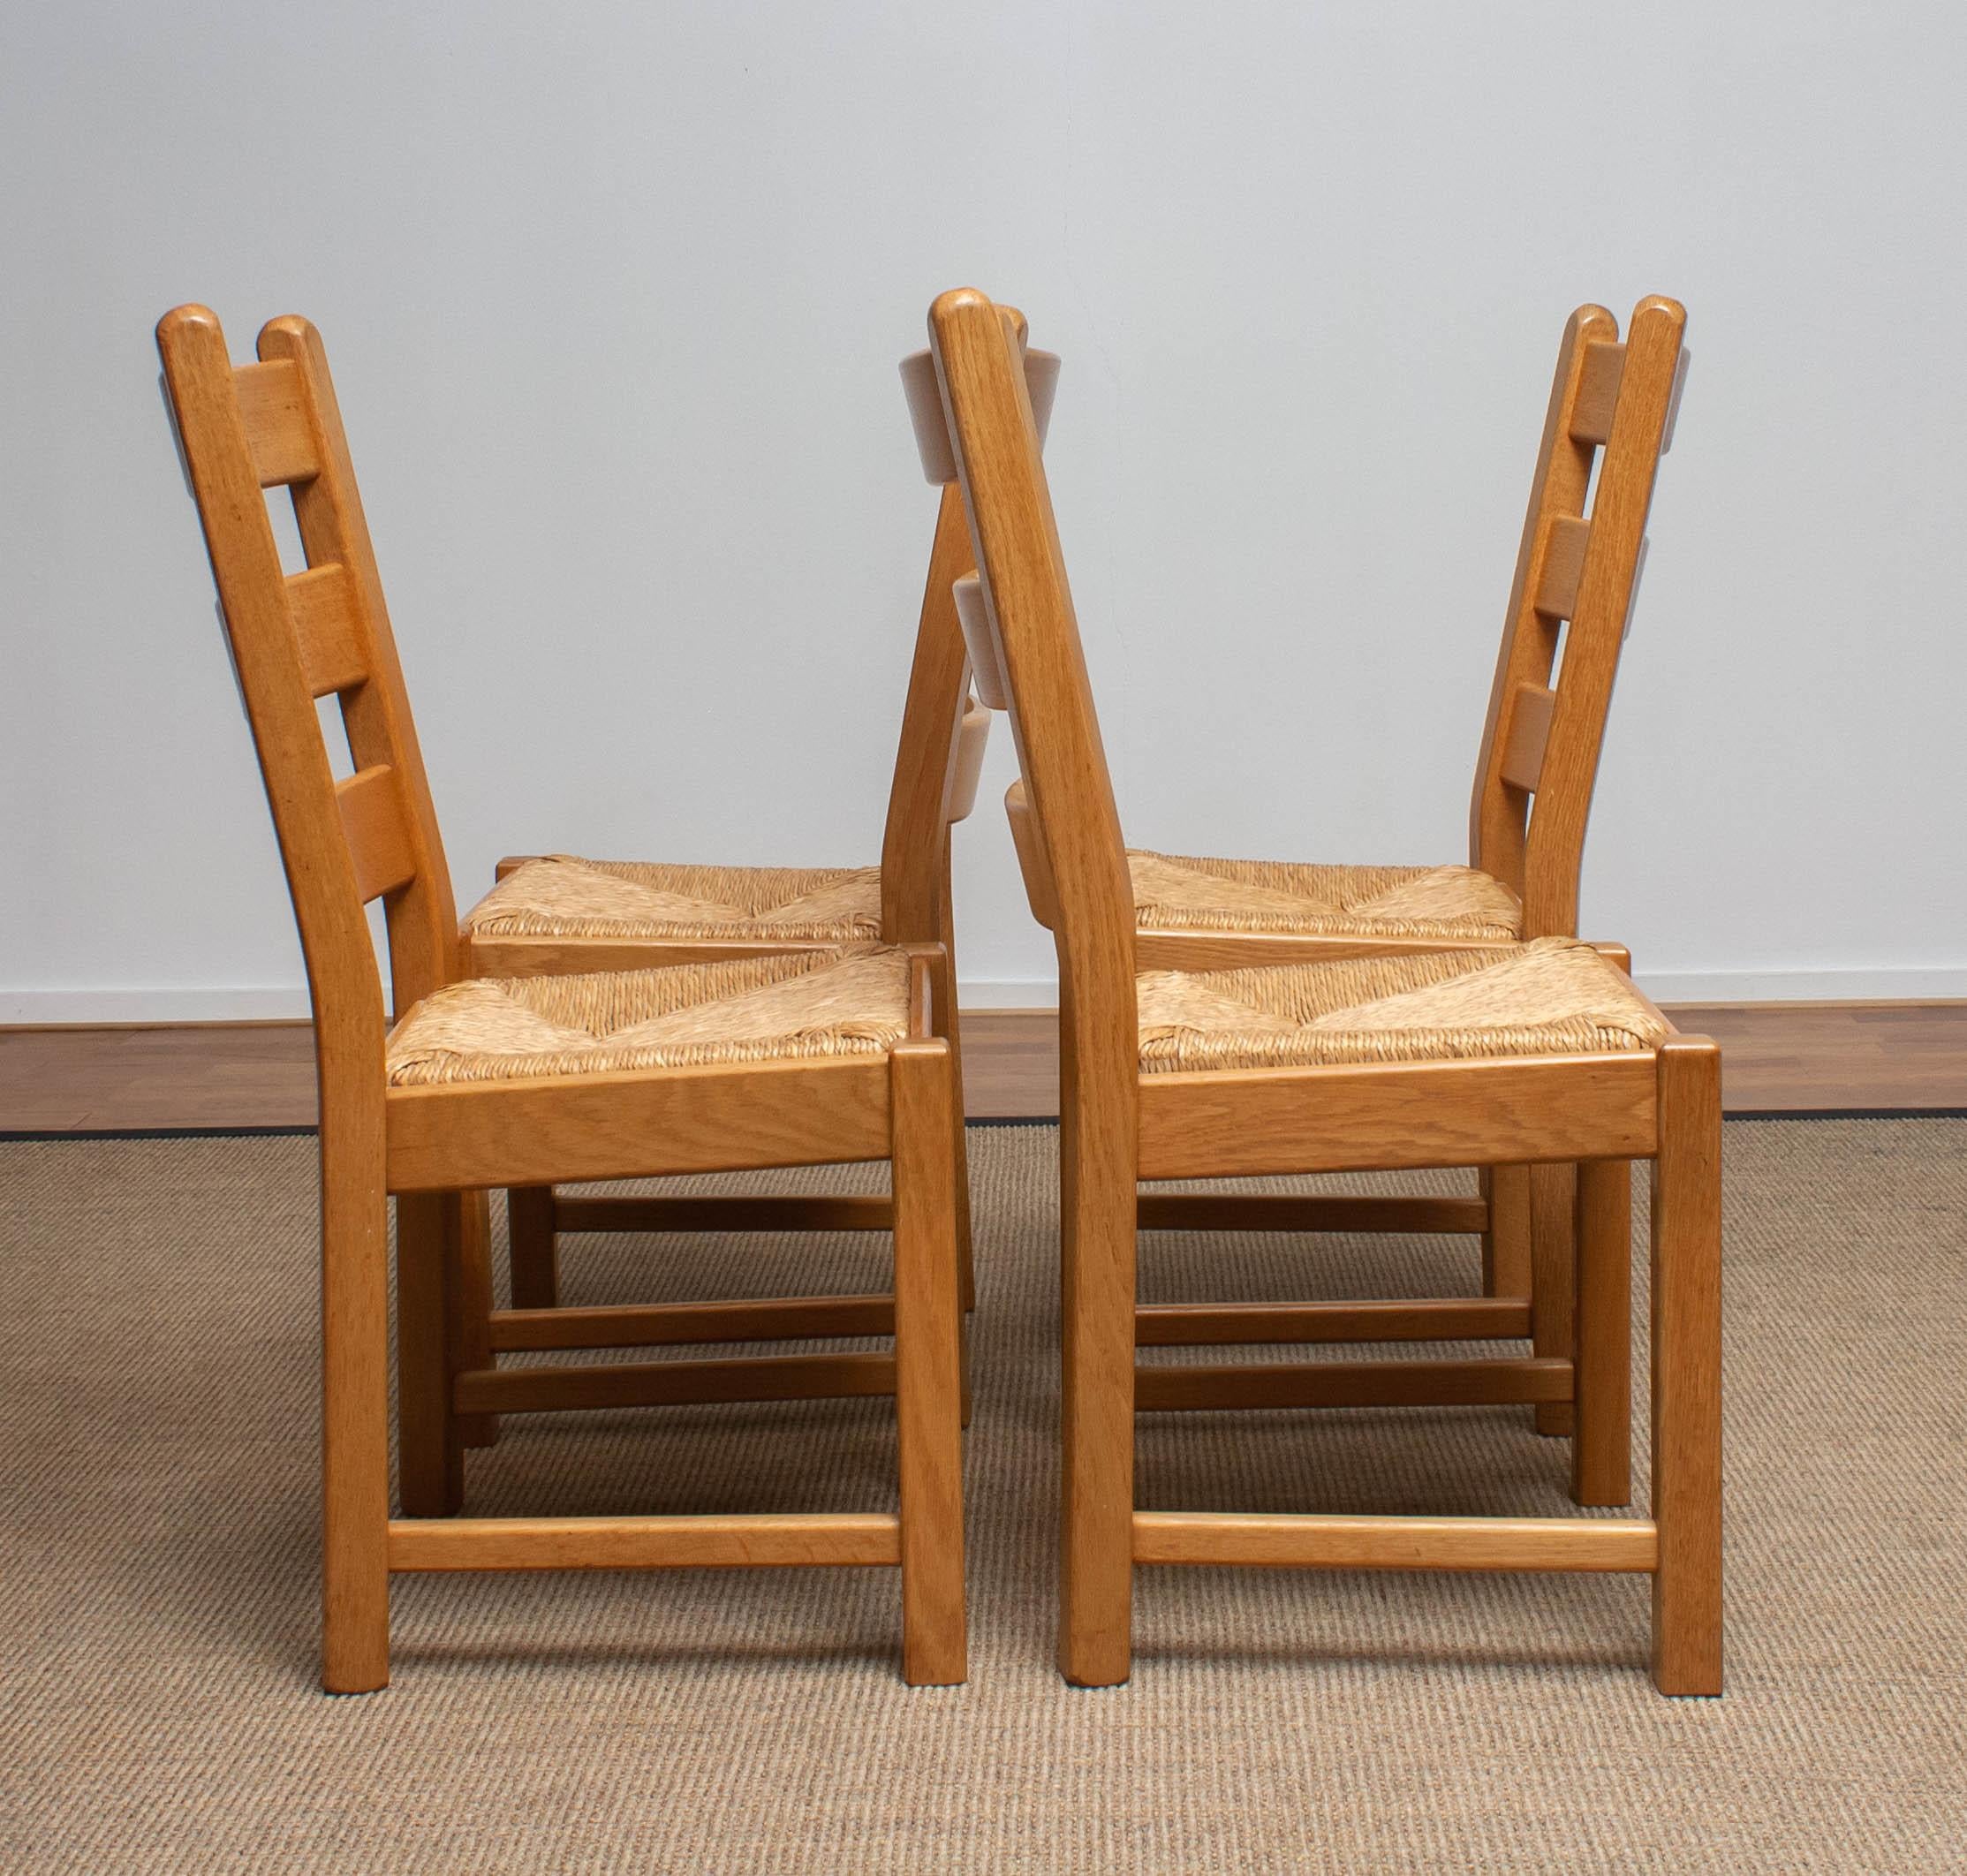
[0,988,314,1025]
[1638,968,1967,1002]
[5,965,1966,1025]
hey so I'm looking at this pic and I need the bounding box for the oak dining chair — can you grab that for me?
[925,285,1721,1694]
[1002,298,1689,1442]
[159,304,968,1691]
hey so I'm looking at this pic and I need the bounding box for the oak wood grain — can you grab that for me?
[1133,1511,1657,1572]
[1136,1054,1659,1181]
[386,1513,902,1571]
[1650,1038,1725,1694]
[382,1056,892,1192]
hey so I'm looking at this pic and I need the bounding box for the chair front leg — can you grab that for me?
[1649,1038,1724,1696]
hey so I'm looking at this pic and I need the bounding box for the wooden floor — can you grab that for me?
[1,1003,1962,1132]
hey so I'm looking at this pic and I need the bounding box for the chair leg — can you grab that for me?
[1057,1084,1139,1688]
[455,1191,499,1449]
[890,1040,967,1686]
[1481,1163,1533,1299]
[321,1130,392,1694]
[396,1192,463,1519]
[1530,1162,1577,1436]
[1650,1039,1724,1696]
[932,885,978,1313]
[1571,1159,1632,1507]
[507,1186,558,1310]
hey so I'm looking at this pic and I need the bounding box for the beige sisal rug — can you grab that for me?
[1,1121,1962,1870]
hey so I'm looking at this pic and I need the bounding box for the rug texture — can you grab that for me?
[1,1122,1962,1872]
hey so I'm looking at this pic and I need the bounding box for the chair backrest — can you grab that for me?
[881,321,1058,944]
[164,303,1063,1040]
[924,291,1139,1123]
[1469,299,1688,935]
[158,307,458,1059]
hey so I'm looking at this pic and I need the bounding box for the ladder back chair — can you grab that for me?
[1020,299,1689,1441]
[1115,300,1688,972]
[926,286,1721,1694]
[480,326,1057,1314]
[160,304,967,1691]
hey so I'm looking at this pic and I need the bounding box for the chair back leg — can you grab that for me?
[321,1133,393,1694]
[890,1040,969,1685]
[1057,1089,1139,1687]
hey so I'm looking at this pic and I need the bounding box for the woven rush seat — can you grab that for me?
[387,947,912,1086]
[465,856,884,944]
[1129,851,1523,942]
[1138,936,1666,1075]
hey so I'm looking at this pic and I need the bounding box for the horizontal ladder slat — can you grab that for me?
[1004,780,1059,930]
[234,358,319,486]
[490,1294,895,1352]
[1568,339,1626,445]
[952,573,1010,708]
[554,1193,896,1234]
[1138,1192,1488,1235]
[1134,1356,1570,1411]
[946,699,991,824]
[286,564,367,696]
[1534,515,1592,617]
[454,1350,896,1414]
[1136,1298,1532,1346]
[1499,681,1555,792]
[388,1512,901,1571]
[1133,1511,1657,1572]
[336,764,417,902]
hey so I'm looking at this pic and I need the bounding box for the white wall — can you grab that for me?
[4,2,1963,1020]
